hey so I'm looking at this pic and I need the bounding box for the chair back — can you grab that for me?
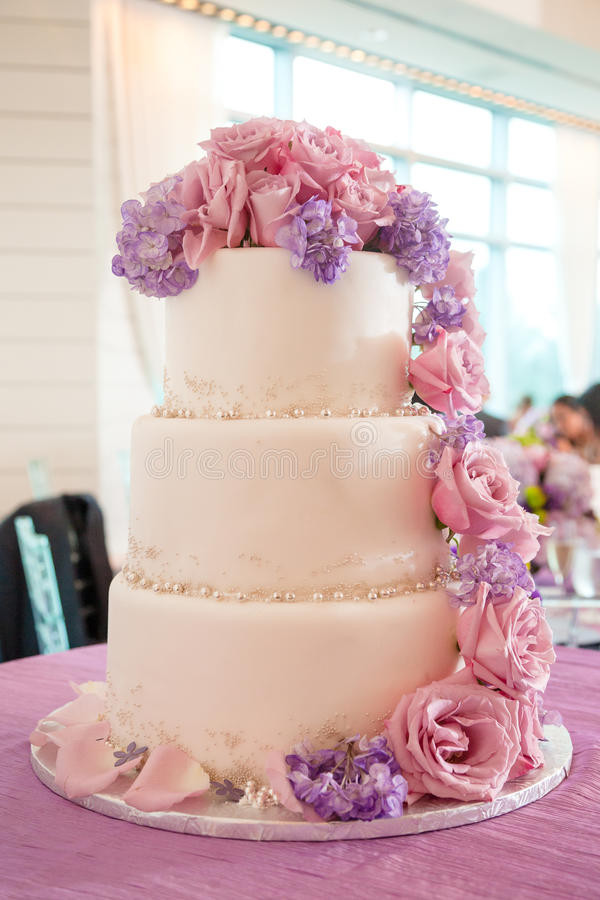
[14,516,70,654]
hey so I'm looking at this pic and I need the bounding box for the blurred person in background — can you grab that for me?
[510,394,549,436]
[551,392,600,462]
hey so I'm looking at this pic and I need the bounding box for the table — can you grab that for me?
[541,586,600,647]
[2,645,599,900]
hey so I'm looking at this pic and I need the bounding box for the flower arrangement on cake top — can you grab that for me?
[112,117,450,293]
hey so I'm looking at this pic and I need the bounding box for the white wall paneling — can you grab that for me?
[0,0,97,522]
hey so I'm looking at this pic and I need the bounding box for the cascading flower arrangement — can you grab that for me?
[112,117,451,292]
[267,247,557,819]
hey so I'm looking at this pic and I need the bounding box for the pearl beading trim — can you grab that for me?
[238,781,278,809]
[121,564,454,602]
[150,403,430,421]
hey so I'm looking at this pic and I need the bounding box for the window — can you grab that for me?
[293,57,400,146]
[217,36,275,117]
[217,34,570,416]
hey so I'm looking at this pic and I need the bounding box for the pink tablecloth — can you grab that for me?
[2,645,599,900]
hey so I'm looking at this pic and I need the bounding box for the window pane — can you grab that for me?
[412,91,492,168]
[507,184,556,247]
[508,117,556,182]
[293,56,399,146]
[411,163,491,236]
[217,37,274,117]
[504,248,562,408]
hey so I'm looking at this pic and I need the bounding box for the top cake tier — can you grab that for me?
[163,247,413,418]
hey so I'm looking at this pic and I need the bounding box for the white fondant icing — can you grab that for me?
[107,576,459,778]
[164,248,413,417]
[127,414,447,592]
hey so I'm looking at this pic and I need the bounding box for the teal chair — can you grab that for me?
[14,516,70,655]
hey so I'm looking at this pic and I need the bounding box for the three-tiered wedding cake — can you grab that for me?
[31,118,555,823]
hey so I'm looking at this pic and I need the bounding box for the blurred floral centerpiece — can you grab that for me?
[489,434,598,573]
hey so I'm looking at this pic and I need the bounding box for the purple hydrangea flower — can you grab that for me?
[440,414,486,451]
[453,540,535,607]
[413,286,465,344]
[377,187,451,285]
[276,197,359,284]
[285,734,407,821]
[112,175,198,298]
[113,741,148,767]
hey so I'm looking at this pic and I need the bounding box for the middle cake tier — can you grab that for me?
[126,414,448,595]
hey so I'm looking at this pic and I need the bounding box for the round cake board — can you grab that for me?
[30,724,572,842]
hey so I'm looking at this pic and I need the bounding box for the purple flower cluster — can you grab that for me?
[285,734,407,821]
[112,176,198,298]
[276,197,359,284]
[413,286,465,344]
[377,187,451,285]
[440,414,486,452]
[453,540,535,607]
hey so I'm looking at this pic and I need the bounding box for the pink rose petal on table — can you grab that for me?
[46,720,110,749]
[30,719,63,747]
[55,738,139,800]
[52,692,104,726]
[30,691,105,746]
[265,751,323,823]
[122,745,210,812]
[69,680,107,702]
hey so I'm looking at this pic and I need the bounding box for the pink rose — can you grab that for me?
[176,156,248,268]
[460,298,486,346]
[509,700,545,780]
[409,329,489,416]
[199,118,293,172]
[421,249,476,302]
[385,667,521,803]
[460,508,551,563]
[331,168,395,247]
[246,170,299,247]
[457,583,556,699]
[324,126,383,169]
[280,122,355,202]
[432,442,523,539]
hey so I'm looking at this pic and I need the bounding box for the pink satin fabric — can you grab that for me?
[2,644,599,898]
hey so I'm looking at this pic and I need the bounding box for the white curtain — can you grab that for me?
[555,126,600,394]
[92,0,224,558]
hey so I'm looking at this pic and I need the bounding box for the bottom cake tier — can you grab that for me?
[107,574,459,782]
